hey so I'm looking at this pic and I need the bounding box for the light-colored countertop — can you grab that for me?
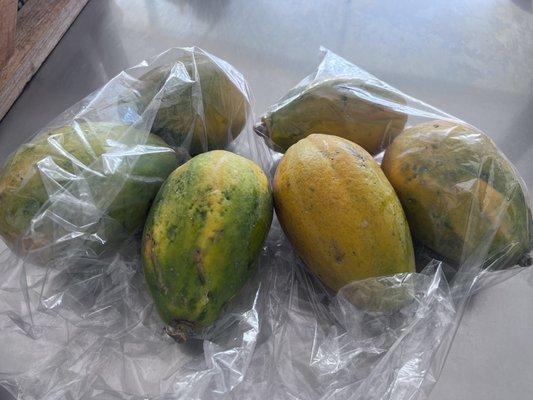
[0,1,532,399]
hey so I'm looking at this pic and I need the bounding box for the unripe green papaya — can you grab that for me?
[260,78,407,154]
[0,122,179,254]
[137,51,248,156]
[382,120,532,268]
[141,150,273,341]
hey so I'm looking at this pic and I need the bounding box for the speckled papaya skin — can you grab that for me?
[273,134,415,292]
[138,53,248,156]
[141,150,273,337]
[382,120,532,268]
[0,123,179,252]
[261,78,407,154]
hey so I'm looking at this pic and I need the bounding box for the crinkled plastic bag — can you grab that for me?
[0,47,531,400]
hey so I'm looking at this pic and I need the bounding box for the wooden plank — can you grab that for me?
[0,0,90,121]
[0,0,18,68]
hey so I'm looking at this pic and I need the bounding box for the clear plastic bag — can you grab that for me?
[0,47,531,400]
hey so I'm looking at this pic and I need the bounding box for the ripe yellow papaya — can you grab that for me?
[260,78,407,154]
[382,120,532,268]
[138,51,248,156]
[141,150,273,341]
[273,134,415,292]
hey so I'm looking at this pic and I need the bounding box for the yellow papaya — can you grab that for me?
[260,78,407,154]
[273,134,415,292]
[382,120,532,268]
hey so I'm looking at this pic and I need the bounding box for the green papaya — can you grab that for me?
[137,51,248,156]
[382,120,532,268]
[0,122,179,254]
[141,150,273,341]
[259,78,407,154]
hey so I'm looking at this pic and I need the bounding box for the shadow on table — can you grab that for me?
[169,0,231,23]
[511,0,533,12]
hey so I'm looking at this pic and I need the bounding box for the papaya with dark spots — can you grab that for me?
[141,150,273,340]
[382,120,532,268]
[273,134,415,292]
[260,78,407,154]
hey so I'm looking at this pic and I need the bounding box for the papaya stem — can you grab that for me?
[164,320,195,343]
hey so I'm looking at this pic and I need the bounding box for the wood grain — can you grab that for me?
[0,0,90,121]
[0,0,18,68]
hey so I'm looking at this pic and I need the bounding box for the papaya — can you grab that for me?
[0,122,179,254]
[141,150,273,341]
[382,120,532,268]
[273,134,415,292]
[137,51,248,156]
[259,78,407,154]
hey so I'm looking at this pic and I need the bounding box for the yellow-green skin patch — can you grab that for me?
[262,78,407,154]
[382,120,532,267]
[138,53,248,156]
[0,123,179,252]
[141,150,273,333]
